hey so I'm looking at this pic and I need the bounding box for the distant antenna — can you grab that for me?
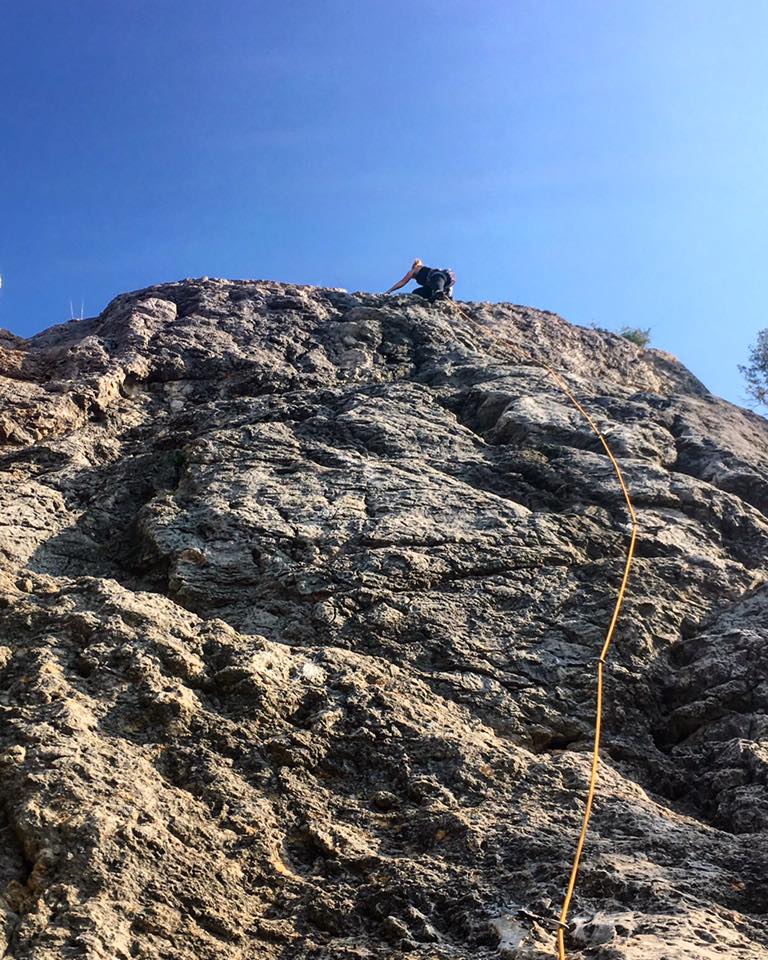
[69,300,84,321]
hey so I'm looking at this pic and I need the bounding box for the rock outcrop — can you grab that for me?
[0,278,766,959]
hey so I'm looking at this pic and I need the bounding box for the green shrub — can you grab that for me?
[739,329,768,407]
[618,326,651,348]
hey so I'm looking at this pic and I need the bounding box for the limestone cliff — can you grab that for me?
[0,279,766,959]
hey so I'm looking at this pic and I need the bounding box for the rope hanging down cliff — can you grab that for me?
[444,299,639,960]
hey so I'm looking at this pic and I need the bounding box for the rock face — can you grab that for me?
[0,278,767,960]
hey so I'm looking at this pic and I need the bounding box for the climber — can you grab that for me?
[384,259,456,303]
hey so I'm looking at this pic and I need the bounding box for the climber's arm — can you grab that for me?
[385,269,416,294]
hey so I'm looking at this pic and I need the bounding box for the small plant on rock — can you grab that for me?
[618,326,651,348]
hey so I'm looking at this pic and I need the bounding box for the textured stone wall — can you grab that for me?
[0,279,766,958]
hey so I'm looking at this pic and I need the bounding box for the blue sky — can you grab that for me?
[1,0,766,405]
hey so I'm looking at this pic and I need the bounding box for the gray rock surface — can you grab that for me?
[0,277,766,959]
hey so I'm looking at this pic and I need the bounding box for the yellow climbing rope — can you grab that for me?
[445,299,638,959]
